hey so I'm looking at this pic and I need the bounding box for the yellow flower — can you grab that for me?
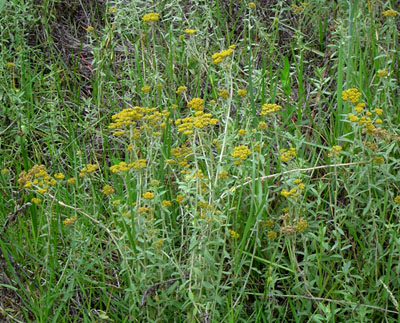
[232,145,252,160]
[218,170,229,179]
[176,194,185,203]
[108,7,117,13]
[375,156,384,165]
[230,230,240,239]
[248,2,256,9]
[295,219,308,232]
[377,70,388,78]
[1,168,10,175]
[176,86,187,94]
[102,185,115,195]
[268,231,277,240]
[141,85,151,93]
[258,121,268,130]
[113,200,121,206]
[86,26,94,32]
[142,13,159,22]
[348,114,359,122]
[237,89,247,97]
[382,10,398,17]
[7,62,15,68]
[328,145,342,157]
[143,191,155,199]
[31,197,41,205]
[374,108,383,116]
[187,97,204,111]
[211,46,234,64]
[63,216,77,226]
[151,179,159,186]
[54,173,65,180]
[261,103,283,116]
[162,200,172,207]
[238,129,246,136]
[394,195,400,204]
[185,29,197,34]
[342,88,362,104]
[280,148,296,162]
[218,89,230,99]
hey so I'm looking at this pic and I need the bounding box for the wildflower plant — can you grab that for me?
[2,1,400,322]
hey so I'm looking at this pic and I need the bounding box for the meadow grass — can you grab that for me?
[1,0,400,322]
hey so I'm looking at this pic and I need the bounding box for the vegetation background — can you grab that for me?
[0,0,399,321]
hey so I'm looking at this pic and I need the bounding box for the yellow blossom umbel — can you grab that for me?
[185,29,197,34]
[142,13,159,22]
[176,86,187,94]
[102,185,115,195]
[218,89,230,99]
[377,70,388,78]
[143,191,155,200]
[280,148,296,162]
[187,97,204,111]
[211,45,235,64]
[248,2,256,9]
[261,103,283,116]
[237,89,247,97]
[342,88,362,104]
[382,10,398,17]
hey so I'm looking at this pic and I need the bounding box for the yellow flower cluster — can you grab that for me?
[141,85,151,93]
[176,85,187,94]
[31,197,41,205]
[110,160,147,173]
[295,218,308,233]
[281,187,298,198]
[218,89,230,99]
[176,194,185,203]
[248,2,256,9]
[377,70,388,78]
[258,121,268,130]
[268,231,277,240]
[175,111,218,135]
[162,200,172,207]
[218,170,229,179]
[342,88,362,104]
[261,103,283,116]
[290,4,304,14]
[67,177,76,184]
[280,148,296,162]
[238,129,246,136]
[18,164,58,194]
[232,145,252,165]
[109,106,169,137]
[230,230,240,239]
[237,89,247,97]
[382,9,398,17]
[328,145,342,157]
[394,195,400,204]
[185,29,197,34]
[102,185,115,195]
[142,13,159,22]
[54,173,65,179]
[187,97,204,111]
[63,216,78,226]
[143,191,155,199]
[211,45,235,64]
[79,164,98,178]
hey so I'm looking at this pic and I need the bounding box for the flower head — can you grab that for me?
[382,9,398,17]
[142,13,159,22]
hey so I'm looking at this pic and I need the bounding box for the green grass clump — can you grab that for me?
[1,0,400,321]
